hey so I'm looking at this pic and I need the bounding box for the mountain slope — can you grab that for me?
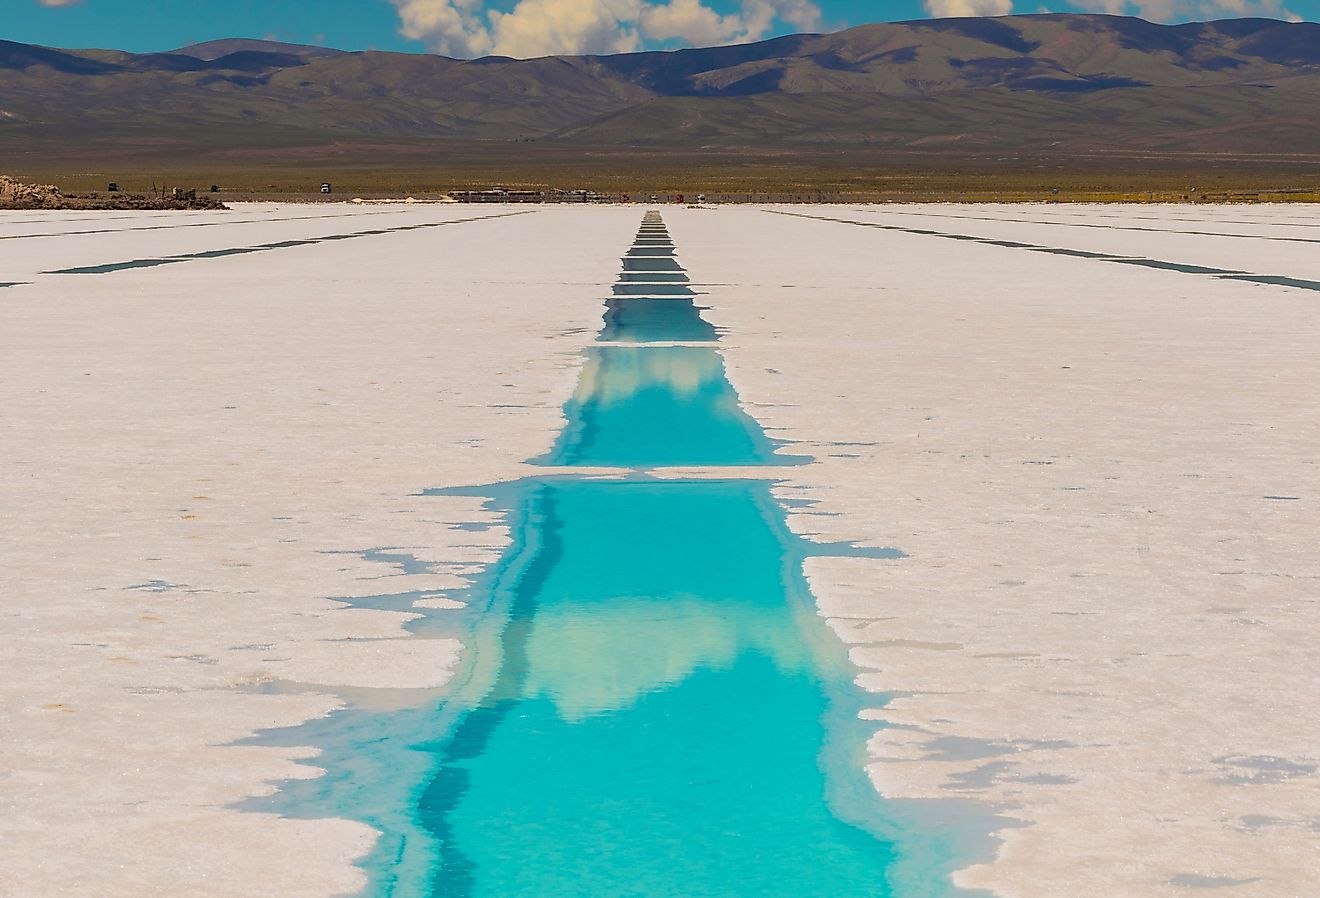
[172,39,347,60]
[1,14,1317,154]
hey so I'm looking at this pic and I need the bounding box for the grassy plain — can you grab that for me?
[8,139,1320,204]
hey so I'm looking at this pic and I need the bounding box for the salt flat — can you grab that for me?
[3,203,1319,897]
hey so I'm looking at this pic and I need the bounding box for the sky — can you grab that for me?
[8,0,1318,58]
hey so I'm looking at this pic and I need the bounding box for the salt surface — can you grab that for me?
[4,203,1319,898]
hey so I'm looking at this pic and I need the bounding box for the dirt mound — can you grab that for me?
[1,176,227,210]
[0,175,63,208]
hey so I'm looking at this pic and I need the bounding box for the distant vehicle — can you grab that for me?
[650,195,658,202]
[320,183,332,194]
[210,185,220,193]
[676,194,685,203]
[697,194,706,204]
[107,183,120,192]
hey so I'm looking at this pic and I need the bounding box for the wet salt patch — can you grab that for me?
[0,208,404,243]
[1222,275,1320,292]
[774,210,1320,294]
[44,210,532,275]
[867,207,1320,246]
[1169,874,1263,888]
[1111,258,1246,275]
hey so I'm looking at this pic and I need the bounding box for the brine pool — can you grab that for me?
[249,213,988,898]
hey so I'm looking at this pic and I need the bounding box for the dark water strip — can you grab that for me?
[775,211,1320,293]
[1,208,407,241]
[988,208,1320,230]
[866,208,1320,246]
[43,211,535,274]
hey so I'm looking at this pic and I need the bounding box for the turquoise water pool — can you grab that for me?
[251,213,987,898]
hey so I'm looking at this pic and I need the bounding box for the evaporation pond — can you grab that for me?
[418,478,903,897]
[623,257,684,272]
[599,298,719,343]
[539,345,793,466]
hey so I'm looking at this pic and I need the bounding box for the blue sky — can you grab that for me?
[8,0,1318,57]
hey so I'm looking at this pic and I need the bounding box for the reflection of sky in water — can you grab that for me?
[251,216,986,898]
[539,346,791,466]
[521,596,810,720]
[416,480,976,898]
[514,481,814,719]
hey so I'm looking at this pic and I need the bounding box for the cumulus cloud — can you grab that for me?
[1065,0,1299,21]
[643,0,822,44]
[923,0,1014,15]
[391,0,823,58]
[491,0,644,57]
[391,0,494,57]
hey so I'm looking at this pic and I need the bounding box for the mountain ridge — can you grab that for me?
[2,14,1318,156]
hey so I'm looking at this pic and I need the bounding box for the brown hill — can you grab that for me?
[1,14,1317,158]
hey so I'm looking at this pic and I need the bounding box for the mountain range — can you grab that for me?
[2,14,1319,156]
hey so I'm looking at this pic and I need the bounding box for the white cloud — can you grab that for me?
[923,0,1015,15]
[391,0,824,58]
[642,0,821,44]
[641,0,747,44]
[490,0,644,57]
[390,0,494,57]
[1065,0,1298,20]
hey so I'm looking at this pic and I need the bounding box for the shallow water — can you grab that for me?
[253,212,985,898]
[416,478,919,898]
[535,345,798,467]
[598,298,719,343]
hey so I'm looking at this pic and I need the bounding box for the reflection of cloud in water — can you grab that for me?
[573,347,725,404]
[521,596,811,722]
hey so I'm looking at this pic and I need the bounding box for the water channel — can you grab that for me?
[251,212,985,898]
